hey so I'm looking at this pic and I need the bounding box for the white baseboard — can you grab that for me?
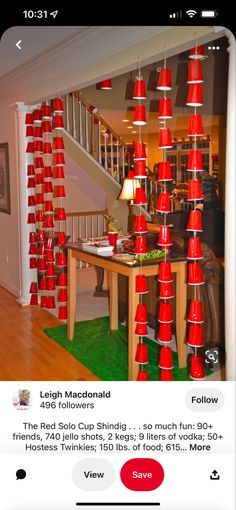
[0,278,20,297]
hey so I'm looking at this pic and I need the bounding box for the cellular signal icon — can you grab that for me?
[169,10,182,18]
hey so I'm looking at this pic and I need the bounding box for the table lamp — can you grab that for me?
[118,170,140,233]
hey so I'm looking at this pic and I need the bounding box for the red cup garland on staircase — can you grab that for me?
[26,97,68,320]
[156,54,174,381]
[186,44,207,380]
[132,65,149,381]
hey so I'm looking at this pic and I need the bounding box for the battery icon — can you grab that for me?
[201,10,218,17]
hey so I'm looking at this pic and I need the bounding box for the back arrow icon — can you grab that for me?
[16,40,22,50]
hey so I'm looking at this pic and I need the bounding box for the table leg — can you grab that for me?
[175,262,187,368]
[128,271,139,381]
[68,249,77,340]
[108,271,118,330]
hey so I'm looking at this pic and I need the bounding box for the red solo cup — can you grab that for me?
[134,215,147,233]
[187,149,203,171]
[39,277,47,290]
[159,128,173,148]
[34,141,43,153]
[159,282,174,299]
[35,173,44,186]
[45,250,55,263]
[46,278,55,291]
[54,166,65,179]
[33,109,42,123]
[42,120,52,133]
[25,113,33,125]
[135,303,148,324]
[34,126,43,139]
[134,187,147,205]
[34,157,44,169]
[47,296,56,309]
[188,114,204,136]
[29,257,37,269]
[158,161,173,181]
[158,225,172,247]
[27,164,35,176]
[45,215,54,229]
[187,60,203,83]
[54,115,64,129]
[46,264,55,277]
[29,232,37,243]
[58,273,67,286]
[30,294,38,306]
[134,160,147,179]
[54,152,65,166]
[42,104,52,119]
[135,275,148,294]
[158,97,173,119]
[188,262,204,285]
[57,252,67,267]
[159,346,173,369]
[189,353,206,380]
[133,78,146,99]
[26,142,34,153]
[58,306,67,319]
[135,343,148,364]
[44,166,53,179]
[188,299,204,323]
[187,179,203,201]
[157,322,172,344]
[27,213,35,224]
[160,369,173,381]
[38,260,47,272]
[135,236,147,254]
[36,210,45,222]
[28,195,36,207]
[133,105,147,126]
[100,79,112,90]
[29,243,37,255]
[29,282,38,293]
[157,67,171,90]
[43,142,52,155]
[189,45,206,60]
[37,230,46,242]
[158,262,173,283]
[54,185,65,198]
[56,208,66,221]
[53,137,65,150]
[187,210,203,232]
[134,141,146,161]
[158,301,173,323]
[53,97,64,113]
[156,191,171,213]
[45,201,54,214]
[108,232,118,247]
[58,288,67,302]
[187,237,203,260]
[137,369,148,381]
[40,296,48,309]
[187,323,203,347]
[26,125,34,137]
[57,232,67,246]
[135,323,148,336]
[37,244,45,256]
[186,84,203,107]
[44,181,53,194]
[35,193,44,205]
[45,237,54,250]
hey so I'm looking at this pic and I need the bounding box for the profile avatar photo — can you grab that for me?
[12,389,31,409]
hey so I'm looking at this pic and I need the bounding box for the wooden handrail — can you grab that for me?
[66,209,108,218]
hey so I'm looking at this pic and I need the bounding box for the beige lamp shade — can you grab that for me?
[118,177,140,201]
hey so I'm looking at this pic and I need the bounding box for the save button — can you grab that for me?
[120,458,164,491]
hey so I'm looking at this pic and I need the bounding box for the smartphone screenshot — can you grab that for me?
[0,8,235,510]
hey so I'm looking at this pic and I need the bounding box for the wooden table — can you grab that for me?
[67,243,187,381]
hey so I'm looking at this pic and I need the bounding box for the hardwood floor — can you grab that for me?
[0,287,99,381]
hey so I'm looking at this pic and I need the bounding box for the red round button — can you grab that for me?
[120,458,164,491]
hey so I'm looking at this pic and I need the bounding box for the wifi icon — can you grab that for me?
[186,9,197,17]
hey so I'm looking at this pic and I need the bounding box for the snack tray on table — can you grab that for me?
[80,236,127,255]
